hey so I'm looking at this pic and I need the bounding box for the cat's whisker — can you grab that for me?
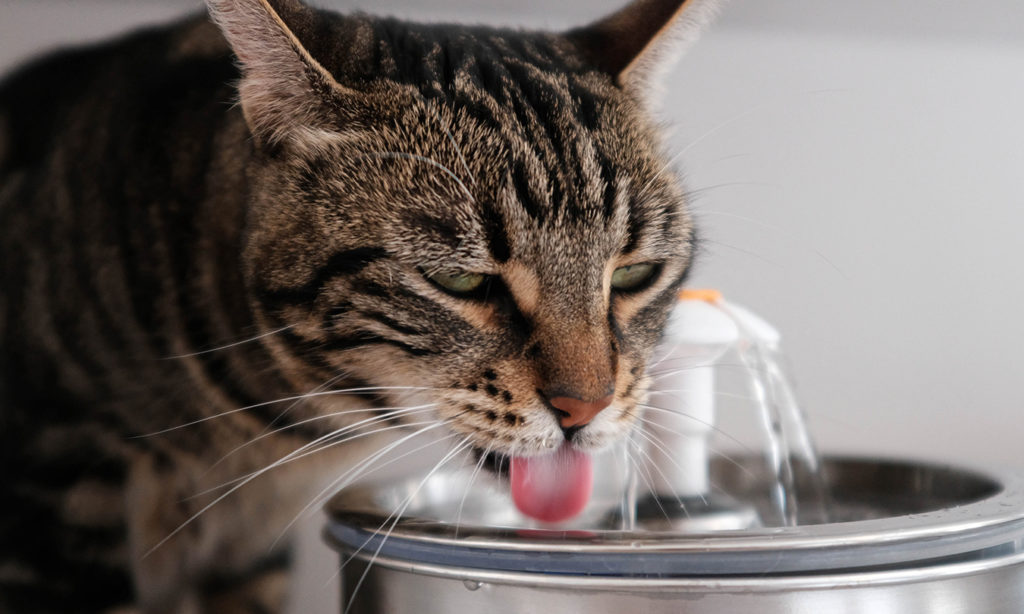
[623,439,664,512]
[337,437,476,614]
[329,437,476,577]
[200,372,356,478]
[647,361,771,378]
[355,434,475,543]
[145,452,316,558]
[700,238,784,267]
[635,407,745,455]
[675,89,848,180]
[627,435,688,521]
[693,210,849,279]
[646,362,718,377]
[633,425,750,505]
[258,371,351,436]
[320,429,460,497]
[360,151,474,201]
[203,402,440,477]
[421,98,475,186]
[694,209,785,228]
[677,99,774,158]
[622,439,673,521]
[643,347,748,376]
[634,411,758,477]
[631,426,706,508]
[188,422,436,502]
[636,147,688,201]
[454,440,493,538]
[149,416,445,558]
[646,387,758,404]
[644,362,746,383]
[684,181,780,201]
[271,424,463,550]
[159,324,295,359]
[310,411,472,495]
[291,412,443,463]
[133,385,435,437]
[191,413,443,500]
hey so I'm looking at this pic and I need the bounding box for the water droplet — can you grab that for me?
[463,580,482,591]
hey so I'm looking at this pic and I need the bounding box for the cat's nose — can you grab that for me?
[547,393,615,429]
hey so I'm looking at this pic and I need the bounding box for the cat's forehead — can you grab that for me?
[314,15,629,138]
[294,15,689,272]
[316,15,594,86]
[358,92,682,266]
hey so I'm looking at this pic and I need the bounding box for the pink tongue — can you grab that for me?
[510,442,593,523]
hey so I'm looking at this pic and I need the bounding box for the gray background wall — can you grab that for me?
[3,1,1023,611]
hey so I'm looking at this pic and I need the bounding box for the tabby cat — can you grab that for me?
[0,0,719,611]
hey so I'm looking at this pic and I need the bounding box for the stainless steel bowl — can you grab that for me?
[325,456,1024,613]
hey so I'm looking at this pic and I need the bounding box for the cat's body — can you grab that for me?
[0,17,314,612]
[0,1,717,612]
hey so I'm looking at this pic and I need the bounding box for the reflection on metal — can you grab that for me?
[325,456,1024,614]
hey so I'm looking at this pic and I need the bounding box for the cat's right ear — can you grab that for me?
[568,0,721,109]
[206,0,352,150]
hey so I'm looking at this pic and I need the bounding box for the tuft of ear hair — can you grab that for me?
[568,0,721,108]
[206,0,351,149]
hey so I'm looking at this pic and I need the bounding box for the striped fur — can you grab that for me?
[0,0,715,611]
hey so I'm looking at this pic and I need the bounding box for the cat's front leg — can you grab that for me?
[198,555,291,614]
[126,450,293,614]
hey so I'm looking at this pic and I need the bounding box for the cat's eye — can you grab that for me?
[425,270,489,296]
[611,263,660,292]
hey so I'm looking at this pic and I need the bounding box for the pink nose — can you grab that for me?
[548,394,615,428]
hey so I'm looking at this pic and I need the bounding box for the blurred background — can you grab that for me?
[3,0,1022,611]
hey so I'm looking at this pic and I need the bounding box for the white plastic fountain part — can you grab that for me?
[642,290,739,498]
[715,299,781,350]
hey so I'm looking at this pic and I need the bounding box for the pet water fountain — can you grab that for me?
[324,292,1024,613]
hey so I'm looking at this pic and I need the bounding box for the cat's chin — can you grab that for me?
[469,433,620,481]
[474,447,512,479]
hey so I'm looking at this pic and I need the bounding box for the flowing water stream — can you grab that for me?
[615,297,829,531]
[736,338,826,526]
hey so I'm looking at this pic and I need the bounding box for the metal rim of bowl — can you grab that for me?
[340,547,1024,592]
[325,456,1024,577]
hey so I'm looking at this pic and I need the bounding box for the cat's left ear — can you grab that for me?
[206,0,353,150]
[568,0,721,107]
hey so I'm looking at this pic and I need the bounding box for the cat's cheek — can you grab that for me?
[513,414,565,454]
[572,405,639,451]
[444,405,562,457]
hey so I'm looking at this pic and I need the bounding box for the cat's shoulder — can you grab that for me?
[1,13,233,96]
[0,13,238,170]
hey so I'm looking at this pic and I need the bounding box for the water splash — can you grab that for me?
[719,301,827,526]
[619,434,639,531]
[625,296,828,531]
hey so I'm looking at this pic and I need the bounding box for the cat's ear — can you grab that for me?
[206,0,350,149]
[568,0,720,105]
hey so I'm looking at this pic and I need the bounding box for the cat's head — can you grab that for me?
[207,0,718,472]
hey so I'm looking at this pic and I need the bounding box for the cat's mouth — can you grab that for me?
[474,443,594,523]
[475,448,511,476]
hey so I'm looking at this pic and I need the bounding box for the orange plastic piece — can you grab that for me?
[678,288,723,303]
